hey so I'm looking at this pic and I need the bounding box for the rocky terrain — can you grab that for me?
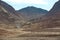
[0,0,25,29]
[40,0,60,28]
[17,6,48,20]
[0,0,60,40]
[22,0,60,31]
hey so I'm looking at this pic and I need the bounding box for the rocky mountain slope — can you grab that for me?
[0,0,24,28]
[0,0,60,39]
[0,0,48,29]
[0,0,60,30]
[40,0,60,28]
[17,6,48,20]
[22,0,60,31]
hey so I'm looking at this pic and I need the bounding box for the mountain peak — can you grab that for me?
[18,6,48,13]
[17,6,48,20]
[25,6,40,9]
[26,6,36,8]
[22,6,37,10]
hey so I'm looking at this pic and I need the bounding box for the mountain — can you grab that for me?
[40,0,60,28]
[17,6,48,20]
[0,0,23,28]
[22,0,60,31]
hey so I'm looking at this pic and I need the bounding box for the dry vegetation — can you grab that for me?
[0,0,60,40]
[0,27,60,40]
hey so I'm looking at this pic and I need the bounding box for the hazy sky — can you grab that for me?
[2,0,58,11]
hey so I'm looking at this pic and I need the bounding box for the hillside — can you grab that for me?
[0,0,60,40]
[0,0,24,28]
[22,0,60,31]
[17,6,48,20]
[40,0,60,28]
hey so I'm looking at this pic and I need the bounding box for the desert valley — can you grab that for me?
[0,0,60,40]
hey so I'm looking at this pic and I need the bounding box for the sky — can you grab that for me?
[2,0,58,11]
